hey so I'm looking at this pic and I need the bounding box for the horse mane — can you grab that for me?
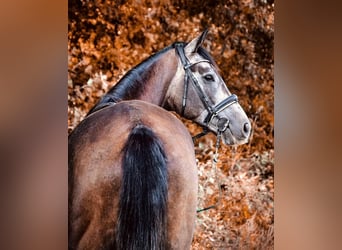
[87,42,217,115]
[105,45,174,102]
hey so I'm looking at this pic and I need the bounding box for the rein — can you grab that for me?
[196,120,227,213]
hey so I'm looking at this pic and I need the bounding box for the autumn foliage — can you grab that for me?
[68,0,274,248]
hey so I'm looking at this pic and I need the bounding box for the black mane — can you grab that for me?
[87,42,216,115]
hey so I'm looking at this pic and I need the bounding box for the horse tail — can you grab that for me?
[115,124,168,250]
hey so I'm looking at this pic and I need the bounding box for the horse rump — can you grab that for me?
[115,123,168,250]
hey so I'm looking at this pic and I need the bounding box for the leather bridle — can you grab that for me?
[174,43,239,138]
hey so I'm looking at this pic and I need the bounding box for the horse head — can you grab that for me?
[164,30,251,145]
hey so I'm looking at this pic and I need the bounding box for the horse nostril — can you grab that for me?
[243,122,250,135]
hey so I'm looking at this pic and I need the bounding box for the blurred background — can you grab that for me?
[1,0,341,249]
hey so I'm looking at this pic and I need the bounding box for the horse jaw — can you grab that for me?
[195,103,251,146]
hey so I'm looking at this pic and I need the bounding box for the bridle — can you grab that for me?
[174,43,239,139]
[175,43,240,213]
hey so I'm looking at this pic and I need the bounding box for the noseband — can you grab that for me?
[174,43,238,137]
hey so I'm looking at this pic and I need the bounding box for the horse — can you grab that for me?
[68,30,251,249]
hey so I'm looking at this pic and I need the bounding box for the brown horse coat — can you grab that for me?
[69,100,198,249]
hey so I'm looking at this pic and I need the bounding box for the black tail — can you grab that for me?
[115,124,168,250]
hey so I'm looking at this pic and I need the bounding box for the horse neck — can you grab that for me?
[111,49,178,106]
[138,49,178,105]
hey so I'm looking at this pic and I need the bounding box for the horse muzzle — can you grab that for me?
[201,101,252,146]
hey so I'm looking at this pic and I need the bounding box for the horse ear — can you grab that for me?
[184,29,209,54]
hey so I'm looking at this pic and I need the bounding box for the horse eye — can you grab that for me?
[203,74,215,82]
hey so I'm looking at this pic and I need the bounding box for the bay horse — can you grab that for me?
[69,30,251,249]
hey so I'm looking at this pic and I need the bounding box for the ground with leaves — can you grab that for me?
[68,0,274,248]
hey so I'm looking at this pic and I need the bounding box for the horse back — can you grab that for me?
[69,100,198,249]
